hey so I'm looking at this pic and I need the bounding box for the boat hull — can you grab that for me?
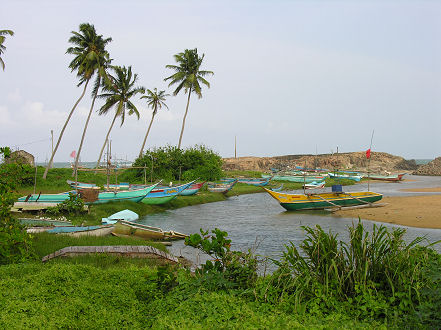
[141,195,177,205]
[263,188,383,211]
[113,220,187,240]
[262,175,326,183]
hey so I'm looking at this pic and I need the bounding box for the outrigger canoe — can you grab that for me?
[141,180,196,205]
[207,179,238,194]
[328,173,362,182]
[17,182,160,205]
[369,173,405,182]
[263,188,382,211]
[262,174,326,183]
[113,220,187,240]
[179,181,206,196]
[221,177,272,186]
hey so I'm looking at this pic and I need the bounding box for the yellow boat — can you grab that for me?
[262,188,383,211]
[113,220,188,240]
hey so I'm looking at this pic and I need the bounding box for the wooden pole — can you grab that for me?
[33,163,37,195]
[106,139,110,190]
[234,136,237,159]
[50,130,54,155]
[150,155,153,183]
[144,166,147,185]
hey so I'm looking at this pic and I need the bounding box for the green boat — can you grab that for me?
[263,188,383,211]
[262,174,326,183]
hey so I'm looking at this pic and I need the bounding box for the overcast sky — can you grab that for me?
[1,0,440,162]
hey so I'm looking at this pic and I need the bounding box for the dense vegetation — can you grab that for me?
[0,223,440,328]
[131,144,223,182]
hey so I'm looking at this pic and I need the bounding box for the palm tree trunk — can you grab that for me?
[72,90,98,179]
[95,112,118,169]
[43,79,90,179]
[177,87,192,149]
[138,112,156,159]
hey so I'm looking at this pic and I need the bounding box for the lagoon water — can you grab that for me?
[138,175,441,268]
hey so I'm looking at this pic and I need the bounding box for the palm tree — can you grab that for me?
[138,88,169,158]
[43,23,112,179]
[95,65,145,168]
[0,29,14,71]
[164,48,213,149]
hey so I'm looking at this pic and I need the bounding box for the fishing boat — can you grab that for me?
[262,187,382,211]
[207,179,238,194]
[17,182,160,205]
[303,180,326,189]
[328,172,363,182]
[179,181,206,196]
[67,180,130,190]
[19,218,73,227]
[45,224,114,237]
[369,173,405,182]
[262,174,326,183]
[221,177,271,186]
[102,209,139,224]
[141,180,196,205]
[113,220,187,240]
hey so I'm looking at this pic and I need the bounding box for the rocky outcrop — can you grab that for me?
[223,152,416,173]
[6,150,35,166]
[413,157,441,176]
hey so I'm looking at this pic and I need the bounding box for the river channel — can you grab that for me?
[138,175,441,268]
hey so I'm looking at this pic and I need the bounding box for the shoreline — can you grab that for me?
[333,194,441,229]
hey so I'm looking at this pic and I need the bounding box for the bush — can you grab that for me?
[185,228,258,290]
[0,162,34,186]
[261,221,437,320]
[46,193,85,216]
[129,145,223,182]
[0,173,33,265]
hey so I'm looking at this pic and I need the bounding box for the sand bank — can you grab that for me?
[334,195,441,229]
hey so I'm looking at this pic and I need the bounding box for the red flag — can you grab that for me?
[366,148,371,159]
[70,150,76,158]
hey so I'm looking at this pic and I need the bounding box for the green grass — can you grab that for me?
[0,262,386,329]
[32,232,168,258]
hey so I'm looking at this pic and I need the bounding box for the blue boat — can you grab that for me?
[141,180,196,205]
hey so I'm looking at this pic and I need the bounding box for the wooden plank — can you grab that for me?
[325,203,388,213]
[42,245,179,263]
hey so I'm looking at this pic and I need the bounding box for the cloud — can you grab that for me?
[21,101,66,127]
[0,106,13,125]
[7,88,21,103]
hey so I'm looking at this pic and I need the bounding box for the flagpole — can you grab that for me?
[367,130,374,192]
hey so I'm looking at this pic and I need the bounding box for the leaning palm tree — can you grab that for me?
[164,48,213,149]
[138,88,169,158]
[0,29,14,71]
[43,23,112,179]
[95,65,145,168]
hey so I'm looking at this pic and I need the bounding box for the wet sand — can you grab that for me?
[334,194,441,229]
[400,187,441,192]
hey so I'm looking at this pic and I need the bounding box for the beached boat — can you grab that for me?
[262,174,326,183]
[17,182,160,205]
[102,209,139,224]
[303,180,326,189]
[113,220,187,240]
[19,218,73,227]
[44,224,114,237]
[328,172,362,182]
[221,177,271,186]
[67,180,130,190]
[263,188,382,211]
[141,180,196,205]
[179,181,206,196]
[369,173,405,182]
[207,179,238,194]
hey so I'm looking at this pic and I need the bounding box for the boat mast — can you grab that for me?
[367,130,374,192]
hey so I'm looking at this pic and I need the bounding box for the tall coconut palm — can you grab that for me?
[0,29,14,71]
[138,88,169,158]
[95,65,145,168]
[164,48,213,149]
[43,23,112,179]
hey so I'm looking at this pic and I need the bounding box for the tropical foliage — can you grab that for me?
[0,29,14,71]
[165,48,213,148]
[95,65,145,168]
[139,88,169,158]
[133,144,223,182]
[43,23,112,179]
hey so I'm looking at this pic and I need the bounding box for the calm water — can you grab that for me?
[138,175,441,267]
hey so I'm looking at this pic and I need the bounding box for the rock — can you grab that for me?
[223,151,415,173]
[5,150,35,166]
[413,157,441,176]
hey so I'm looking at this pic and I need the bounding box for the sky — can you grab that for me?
[1,0,440,162]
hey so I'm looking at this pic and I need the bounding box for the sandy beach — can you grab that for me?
[334,193,441,229]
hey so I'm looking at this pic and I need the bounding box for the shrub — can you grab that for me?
[46,193,85,216]
[185,228,258,290]
[130,144,223,182]
[263,221,436,319]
